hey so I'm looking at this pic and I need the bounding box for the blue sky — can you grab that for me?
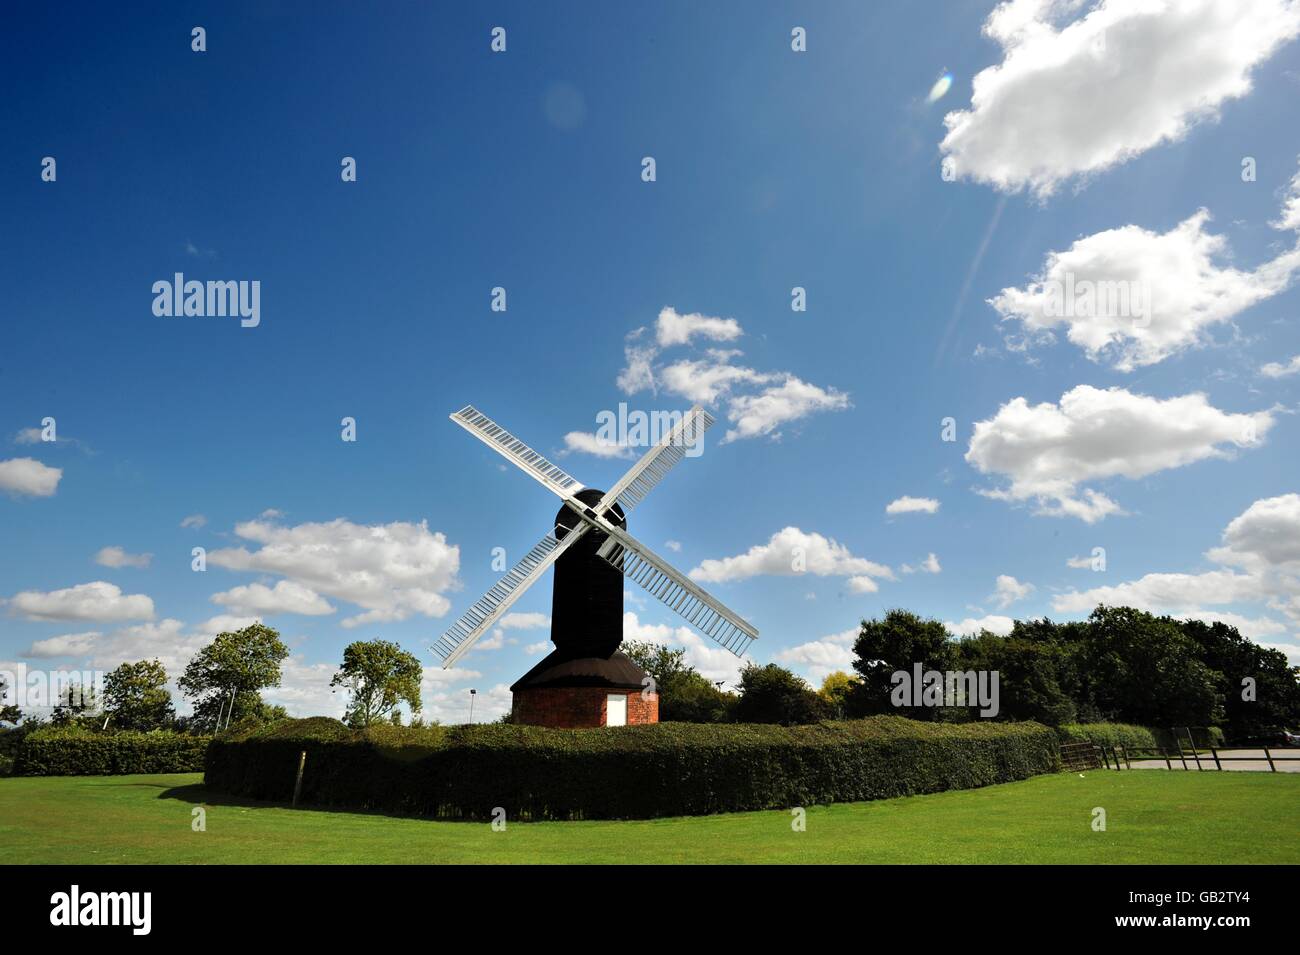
[3,1,1299,722]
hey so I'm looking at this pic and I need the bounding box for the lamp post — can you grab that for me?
[468,688,477,723]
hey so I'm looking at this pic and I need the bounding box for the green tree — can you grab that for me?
[734,663,830,725]
[1073,606,1221,727]
[103,659,174,731]
[818,671,860,719]
[621,640,735,722]
[50,681,98,726]
[850,609,956,720]
[1177,618,1300,740]
[179,623,289,732]
[330,639,424,728]
[0,673,20,725]
[954,631,1076,725]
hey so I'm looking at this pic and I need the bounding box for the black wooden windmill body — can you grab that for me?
[432,405,758,725]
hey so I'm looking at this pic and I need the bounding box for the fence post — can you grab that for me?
[1162,748,1172,771]
[1263,746,1276,773]
[1210,747,1222,771]
[292,749,307,806]
[1120,744,1131,769]
[1185,727,1202,771]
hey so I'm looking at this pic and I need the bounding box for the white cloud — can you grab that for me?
[1273,157,1300,231]
[622,611,745,684]
[210,580,335,617]
[1206,492,1300,572]
[0,457,61,497]
[94,546,153,569]
[561,431,634,459]
[774,627,859,682]
[966,385,1272,522]
[1053,493,1300,629]
[26,631,102,658]
[658,358,776,404]
[207,516,459,628]
[1261,355,1300,378]
[6,581,154,623]
[498,612,550,630]
[690,526,893,585]
[940,0,1300,197]
[992,574,1034,608]
[886,496,940,515]
[654,306,742,348]
[180,514,207,529]
[991,209,1300,371]
[721,375,850,443]
[946,615,1016,637]
[523,641,550,655]
[1066,554,1097,569]
[617,308,849,443]
[192,615,260,638]
[665,540,682,552]
[902,553,943,575]
[263,657,344,719]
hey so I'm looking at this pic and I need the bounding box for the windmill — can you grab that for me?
[433,404,758,727]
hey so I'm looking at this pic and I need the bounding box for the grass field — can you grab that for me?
[2,770,1297,864]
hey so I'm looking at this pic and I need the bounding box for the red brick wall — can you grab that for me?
[513,686,659,728]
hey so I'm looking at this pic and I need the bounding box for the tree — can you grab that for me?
[1073,606,1221,727]
[179,623,289,732]
[50,681,98,726]
[1177,618,1300,741]
[622,640,736,722]
[103,659,174,731]
[818,671,860,719]
[734,663,831,725]
[0,673,19,725]
[330,639,423,728]
[849,609,956,720]
[954,631,1076,725]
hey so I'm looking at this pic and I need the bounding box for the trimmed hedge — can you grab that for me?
[205,716,1060,820]
[14,726,211,776]
[1057,723,1225,752]
[1057,723,1158,751]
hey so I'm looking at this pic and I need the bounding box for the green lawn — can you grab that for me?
[2,770,1296,863]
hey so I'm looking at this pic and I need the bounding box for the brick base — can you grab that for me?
[513,685,659,728]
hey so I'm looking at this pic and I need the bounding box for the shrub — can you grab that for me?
[205,715,1059,820]
[13,725,211,776]
[1056,723,1225,752]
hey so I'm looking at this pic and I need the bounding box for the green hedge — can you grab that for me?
[14,725,211,776]
[205,716,1059,820]
[1057,723,1225,752]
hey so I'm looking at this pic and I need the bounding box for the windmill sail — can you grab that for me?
[433,525,589,667]
[596,526,757,656]
[451,406,584,501]
[597,405,714,515]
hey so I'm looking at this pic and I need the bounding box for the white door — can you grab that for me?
[605,694,627,727]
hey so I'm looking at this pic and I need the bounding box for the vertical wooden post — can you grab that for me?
[1210,747,1222,771]
[1186,727,1202,771]
[1162,748,1172,771]
[1263,746,1276,773]
[1120,744,1131,769]
[292,749,307,806]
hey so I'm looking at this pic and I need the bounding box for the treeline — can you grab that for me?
[0,624,428,773]
[627,605,1300,741]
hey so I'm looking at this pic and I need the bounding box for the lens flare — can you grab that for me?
[927,72,953,103]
